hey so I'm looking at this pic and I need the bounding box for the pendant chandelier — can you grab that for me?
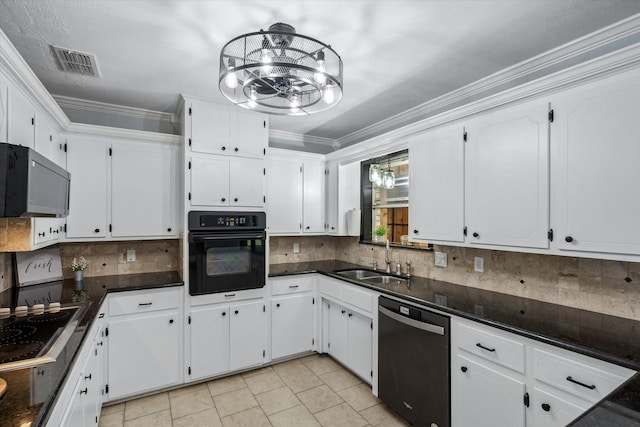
[369,158,395,189]
[219,23,343,116]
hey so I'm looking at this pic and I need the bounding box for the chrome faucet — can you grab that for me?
[395,263,402,275]
[385,243,392,273]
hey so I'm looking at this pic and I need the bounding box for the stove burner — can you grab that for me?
[26,310,70,323]
[0,341,45,363]
[0,324,37,344]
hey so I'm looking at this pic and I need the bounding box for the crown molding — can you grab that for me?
[269,129,339,151]
[335,13,640,148]
[0,30,71,128]
[327,40,640,165]
[53,95,177,124]
[65,122,181,144]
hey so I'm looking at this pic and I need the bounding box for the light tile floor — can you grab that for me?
[98,354,408,427]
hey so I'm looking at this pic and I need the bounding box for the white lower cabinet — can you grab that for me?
[451,318,636,427]
[453,354,526,427]
[107,288,183,401]
[271,294,315,359]
[188,296,267,382]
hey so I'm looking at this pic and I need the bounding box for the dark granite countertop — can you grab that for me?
[269,260,640,426]
[0,271,182,427]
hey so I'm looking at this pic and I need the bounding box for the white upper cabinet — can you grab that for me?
[266,156,303,233]
[229,158,265,207]
[552,68,640,256]
[0,74,8,143]
[302,161,325,233]
[9,84,35,149]
[111,140,177,237]
[187,98,267,159]
[325,161,338,234]
[409,124,465,244]
[466,100,550,249]
[65,138,109,239]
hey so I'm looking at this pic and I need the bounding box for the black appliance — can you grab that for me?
[378,296,450,427]
[0,143,70,218]
[188,211,266,296]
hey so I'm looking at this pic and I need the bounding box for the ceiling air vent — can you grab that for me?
[52,45,101,77]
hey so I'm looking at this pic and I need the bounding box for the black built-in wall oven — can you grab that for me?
[188,211,266,296]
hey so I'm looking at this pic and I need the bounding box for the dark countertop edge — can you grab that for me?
[36,278,184,427]
[269,268,640,371]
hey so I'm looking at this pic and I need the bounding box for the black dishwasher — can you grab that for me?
[378,296,450,427]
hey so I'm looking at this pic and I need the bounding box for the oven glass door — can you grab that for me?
[189,232,265,295]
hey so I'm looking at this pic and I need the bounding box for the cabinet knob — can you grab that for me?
[221,146,226,151]
[306,226,310,230]
[565,236,573,243]
[341,310,346,314]
[167,228,172,232]
[85,374,92,380]
[222,312,226,316]
[234,198,238,202]
[276,303,280,308]
[348,313,353,317]
[473,232,479,238]
[234,147,239,152]
[169,319,174,324]
[234,310,239,315]
[80,388,88,395]
[221,198,226,202]
[413,229,418,234]
[94,228,100,233]
[38,232,46,237]
[541,403,551,412]
[460,366,468,373]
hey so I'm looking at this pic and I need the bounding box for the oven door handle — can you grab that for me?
[191,233,265,241]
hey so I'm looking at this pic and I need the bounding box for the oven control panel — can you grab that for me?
[188,211,266,230]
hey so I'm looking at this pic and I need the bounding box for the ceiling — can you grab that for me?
[1,0,640,151]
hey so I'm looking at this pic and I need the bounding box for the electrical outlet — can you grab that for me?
[474,256,484,272]
[435,251,447,267]
[293,243,300,254]
[126,249,136,262]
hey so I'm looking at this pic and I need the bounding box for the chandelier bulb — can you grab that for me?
[248,87,258,108]
[224,58,238,89]
[290,95,300,113]
[323,86,334,104]
[260,48,272,74]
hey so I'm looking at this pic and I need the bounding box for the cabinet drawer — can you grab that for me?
[109,288,182,316]
[271,276,314,296]
[533,348,634,403]
[457,321,525,374]
[341,285,374,313]
[190,287,266,306]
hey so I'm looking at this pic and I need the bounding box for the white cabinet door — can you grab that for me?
[0,76,7,143]
[271,294,314,360]
[325,161,338,234]
[108,311,181,400]
[190,304,230,380]
[65,139,109,239]
[231,111,267,159]
[553,68,640,255]
[111,141,176,237]
[82,338,99,427]
[409,125,465,243]
[190,155,230,206]
[34,113,54,158]
[347,310,372,383]
[60,374,84,427]
[229,158,265,207]
[303,161,325,233]
[229,300,266,371]
[466,101,549,249]
[453,355,526,427]
[189,99,232,155]
[267,157,303,233]
[8,84,35,149]
[327,301,348,365]
[532,387,587,427]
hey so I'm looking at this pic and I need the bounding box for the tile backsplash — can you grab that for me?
[271,236,640,321]
[59,240,179,279]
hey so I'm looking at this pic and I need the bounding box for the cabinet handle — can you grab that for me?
[234,147,239,152]
[565,236,574,243]
[38,232,46,237]
[37,369,45,376]
[289,285,299,289]
[221,146,226,151]
[234,310,239,315]
[221,198,226,202]
[413,229,418,234]
[138,302,152,307]
[80,388,88,395]
[85,374,92,380]
[472,232,479,238]
[460,366,468,373]
[276,303,280,308]
[94,228,100,233]
[224,293,236,298]
[476,343,495,352]
[566,376,596,390]
[541,403,551,412]
[97,341,103,346]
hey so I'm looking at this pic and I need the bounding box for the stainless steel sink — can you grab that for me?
[335,269,408,286]
[335,269,386,280]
